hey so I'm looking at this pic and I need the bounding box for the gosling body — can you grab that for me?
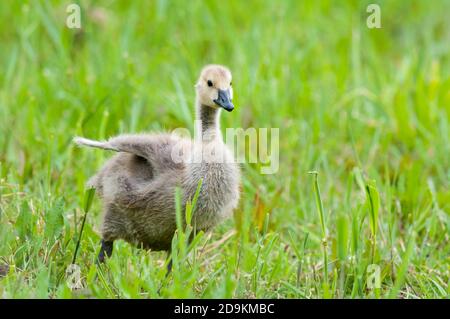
[75,65,240,260]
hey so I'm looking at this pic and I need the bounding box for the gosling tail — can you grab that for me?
[73,137,119,152]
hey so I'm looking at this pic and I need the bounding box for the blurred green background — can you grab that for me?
[0,0,449,298]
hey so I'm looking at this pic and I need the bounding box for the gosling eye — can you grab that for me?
[230,81,232,86]
[207,80,213,87]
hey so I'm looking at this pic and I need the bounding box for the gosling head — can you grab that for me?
[196,64,234,112]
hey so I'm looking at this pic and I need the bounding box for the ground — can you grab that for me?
[0,0,449,298]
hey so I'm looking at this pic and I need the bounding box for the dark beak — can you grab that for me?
[214,89,234,112]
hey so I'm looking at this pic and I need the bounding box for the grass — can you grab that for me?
[0,0,449,298]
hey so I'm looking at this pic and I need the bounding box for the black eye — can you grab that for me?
[207,80,213,87]
[230,81,232,86]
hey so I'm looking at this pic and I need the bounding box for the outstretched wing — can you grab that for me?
[74,134,187,173]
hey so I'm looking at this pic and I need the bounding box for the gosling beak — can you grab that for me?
[214,89,234,112]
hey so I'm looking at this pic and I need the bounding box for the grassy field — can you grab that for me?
[0,0,449,298]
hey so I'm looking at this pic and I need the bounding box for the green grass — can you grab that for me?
[0,0,449,298]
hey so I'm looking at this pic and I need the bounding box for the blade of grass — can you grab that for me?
[72,187,95,265]
[308,171,329,298]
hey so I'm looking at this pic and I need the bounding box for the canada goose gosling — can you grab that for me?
[74,64,240,264]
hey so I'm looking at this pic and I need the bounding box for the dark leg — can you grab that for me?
[97,240,114,263]
[166,254,173,276]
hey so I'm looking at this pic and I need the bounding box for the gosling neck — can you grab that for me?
[196,101,222,142]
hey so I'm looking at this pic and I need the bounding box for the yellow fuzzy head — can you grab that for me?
[196,65,234,112]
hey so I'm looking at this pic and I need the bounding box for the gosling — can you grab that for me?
[74,64,240,263]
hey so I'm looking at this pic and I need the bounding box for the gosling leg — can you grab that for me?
[97,240,114,263]
[165,251,173,276]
